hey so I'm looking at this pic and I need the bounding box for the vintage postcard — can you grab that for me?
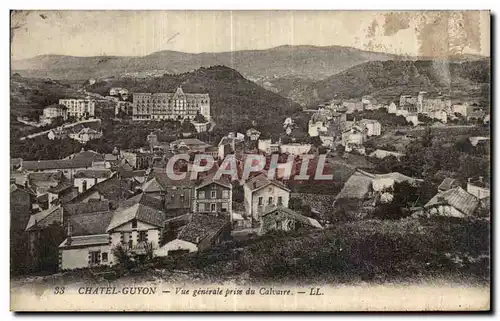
[10,10,490,311]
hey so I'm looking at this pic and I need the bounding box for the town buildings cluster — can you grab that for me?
[11,83,490,277]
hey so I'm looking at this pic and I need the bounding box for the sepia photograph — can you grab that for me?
[9,9,491,311]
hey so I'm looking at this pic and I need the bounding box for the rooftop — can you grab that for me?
[177,214,229,244]
[424,186,479,217]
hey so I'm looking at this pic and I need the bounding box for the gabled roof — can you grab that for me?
[261,207,323,229]
[74,169,112,179]
[70,176,134,203]
[69,210,114,236]
[142,176,166,193]
[60,234,109,248]
[244,173,289,193]
[23,159,93,171]
[336,170,374,200]
[424,186,479,217]
[195,174,231,190]
[47,179,74,194]
[106,202,166,232]
[177,214,229,244]
[28,171,64,183]
[63,201,110,216]
[67,150,104,162]
[25,206,63,231]
[118,193,163,211]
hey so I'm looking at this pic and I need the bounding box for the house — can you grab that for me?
[25,201,111,266]
[341,126,367,147]
[107,193,166,254]
[427,110,447,123]
[243,173,290,221]
[193,175,232,216]
[334,169,421,206]
[22,159,93,180]
[121,151,153,170]
[424,187,479,218]
[68,127,103,143]
[369,149,405,160]
[218,133,245,160]
[438,178,459,192]
[142,171,195,216]
[258,139,280,154]
[58,210,114,270]
[156,214,231,257]
[47,179,76,206]
[279,143,311,155]
[58,98,96,118]
[27,171,65,197]
[387,102,398,114]
[170,138,212,153]
[68,176,135,208]
[259,207,322,235]
[40,104,68,124]
[342,100,363,114]
[466,177,490,200]
[74,169,113,193]
[358,119,381,136]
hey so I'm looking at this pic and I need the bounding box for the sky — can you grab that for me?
[10,10,490,60]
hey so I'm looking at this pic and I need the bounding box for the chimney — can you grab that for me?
[479,176,483,183]
[468,177,472,183]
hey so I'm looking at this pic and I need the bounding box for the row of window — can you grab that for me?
[135,100,208,104]
[198,190,230,199]
[258,196,283,206]
[198,202,229,212]
[89,251,108,265]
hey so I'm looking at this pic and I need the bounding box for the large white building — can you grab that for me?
[132,87,210,121]
[59,99,96,118]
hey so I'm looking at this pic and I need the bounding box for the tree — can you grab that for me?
[193,111,207,123]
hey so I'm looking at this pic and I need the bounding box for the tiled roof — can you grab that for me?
[63,201,110,216]
[177,214,229,244]
[67,150,104,162]
[424,186,479,217]
[244,173,289,192]
[28,171,64,183]
[106,194,165,231]
[25,206,63,231]
[47,180,74,194]
[195,174,231,190]
[70,177,134,203]
[59,234,109,248]
[438,178,458,191]
[336,170,374,200]
[142,177,166,193]
[23,159,92,171]
[69,210,114,236]
[74,169,112,179]
[261,207,323,229]
[118,193,163,211]
[170,138,211,147]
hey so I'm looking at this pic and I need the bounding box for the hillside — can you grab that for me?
[85,65,303,133]
[291,59,491,107]
[10,74,85,119]
[12,45,401,81]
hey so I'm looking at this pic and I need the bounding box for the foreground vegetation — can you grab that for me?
[151,217,489,284]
